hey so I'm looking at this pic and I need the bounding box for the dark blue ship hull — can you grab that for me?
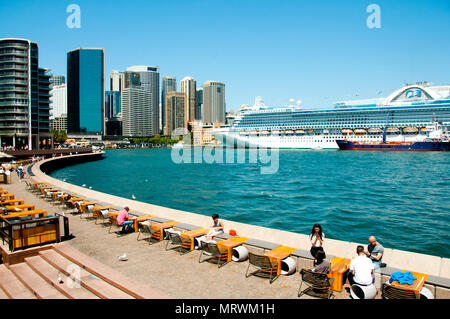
[336,140,450,151]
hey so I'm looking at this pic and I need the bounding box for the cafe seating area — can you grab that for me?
[0,186,64,252]
[14,178,449,299]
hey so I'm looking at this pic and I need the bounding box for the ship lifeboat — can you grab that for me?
[403,127,418,133]
[295,129,305,134]
[368,128,382,134]
[341,128,353,134]
[285,129,294,135]
[420,127,427,132]
[249,131,258,136]
[354,128,367,134]
[386,127,400,133]
[239,131,249,136]
[260,130,269,135]
[272,130,281,135]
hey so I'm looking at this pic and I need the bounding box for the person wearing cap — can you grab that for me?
[116,207,134,233]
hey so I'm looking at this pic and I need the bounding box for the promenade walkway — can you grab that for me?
[2,173,354,299]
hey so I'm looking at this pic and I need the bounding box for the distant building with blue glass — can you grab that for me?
[67,48,105,134]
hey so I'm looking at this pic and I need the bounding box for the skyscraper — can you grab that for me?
[202,81,225,124]
[0,38,52,150]
[50,84,67,119]
[180,76,197,125]
[109,70,124,92]
[196,88,203,121]
[121,87,152,137]
[126,65,160,135]
[164,92,186,136]
[161,76,176,134]
[105,91,121,120]
[67,47,105,134]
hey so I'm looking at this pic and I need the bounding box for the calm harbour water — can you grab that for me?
[50,148,450,258]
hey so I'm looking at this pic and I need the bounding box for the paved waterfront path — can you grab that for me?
[2,174,359,299]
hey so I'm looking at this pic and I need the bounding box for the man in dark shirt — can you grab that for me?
[365,236,384,269]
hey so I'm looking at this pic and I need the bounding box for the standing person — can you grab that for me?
[116,207,134,233]
[311,248,331,274]
[364,236,385,269]
[18,164,24,179]
[309,224,325,258]
[347,245,374,287]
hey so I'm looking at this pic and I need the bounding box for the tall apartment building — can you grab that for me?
[67,47,105,134]
[180,76,197,125]
[164,92,186,136]
[161,76,176,134]
[202,81,225,124]
[0,38,52,149]
[126,65,160,135]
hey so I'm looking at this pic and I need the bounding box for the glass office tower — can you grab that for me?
[67,48,105,134]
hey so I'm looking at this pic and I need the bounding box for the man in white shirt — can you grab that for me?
[347,245,374,286]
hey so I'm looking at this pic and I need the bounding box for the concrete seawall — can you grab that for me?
[31,152,450,297]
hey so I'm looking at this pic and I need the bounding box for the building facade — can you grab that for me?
[164,92,186,136]
[105,90,121,120]
[50,84,67,119]
[67,47,105,134]
[0,38,52,150]
[196,88,203,121]
[51,113,67,131]
[161,75,176,134]
[192,121,214,145]
[109,70,124,92]
[50,75,65,87]
[121,87,152,137]
[126,65,160,135]
[180,76,197,125]
[202,81,225,124]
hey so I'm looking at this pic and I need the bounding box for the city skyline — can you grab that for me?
[2,0,449,112]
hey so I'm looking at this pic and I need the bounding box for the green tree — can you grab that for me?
[52,129,67,143]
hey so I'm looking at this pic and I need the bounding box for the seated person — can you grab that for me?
[364,236,384,269]
[346,245,374,287]
[311,248,331,274]
[116,207,134,233]
[205,214,224,242]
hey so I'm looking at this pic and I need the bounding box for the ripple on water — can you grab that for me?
[50,149,450,258]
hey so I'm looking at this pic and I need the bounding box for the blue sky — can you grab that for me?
[1,0,449,111]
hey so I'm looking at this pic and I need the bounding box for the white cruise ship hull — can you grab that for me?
[213,131,428,149]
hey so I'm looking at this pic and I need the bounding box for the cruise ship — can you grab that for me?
[213,83,450,149]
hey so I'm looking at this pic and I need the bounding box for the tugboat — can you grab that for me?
[336,121,450,151]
